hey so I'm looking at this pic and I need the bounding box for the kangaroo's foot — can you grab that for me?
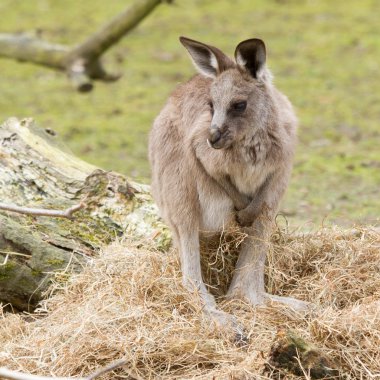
[203,305,246,343]
[264,293,311,312]
[183,280,247,343]
[227,287,311,312]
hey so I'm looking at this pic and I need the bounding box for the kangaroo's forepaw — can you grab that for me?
[235,207,256,227]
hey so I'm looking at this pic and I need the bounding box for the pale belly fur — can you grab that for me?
[229,161,269,196]
[197,186,234,232]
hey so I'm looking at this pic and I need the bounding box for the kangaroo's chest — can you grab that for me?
[193,132,275,230]
[196,162,271,233]
[228,161,271,196]
[196,134,274,195]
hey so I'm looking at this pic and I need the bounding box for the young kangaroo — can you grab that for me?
[149,37,308,330]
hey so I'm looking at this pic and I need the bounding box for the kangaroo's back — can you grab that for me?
[149,74,213,221]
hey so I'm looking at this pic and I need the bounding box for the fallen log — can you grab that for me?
[0,117,170,311]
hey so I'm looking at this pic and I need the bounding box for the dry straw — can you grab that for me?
[1,226,379,379]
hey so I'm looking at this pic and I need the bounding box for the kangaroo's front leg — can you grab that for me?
[216,175,251,211]
[235,175,272,227]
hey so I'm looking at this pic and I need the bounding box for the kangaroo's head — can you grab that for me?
[180,36,273,150]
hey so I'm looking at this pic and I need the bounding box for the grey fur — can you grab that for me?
[149,37,308,331]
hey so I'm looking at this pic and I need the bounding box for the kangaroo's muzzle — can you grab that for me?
[207,126,225,149]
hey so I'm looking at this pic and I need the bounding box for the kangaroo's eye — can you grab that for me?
[231,101,247,113]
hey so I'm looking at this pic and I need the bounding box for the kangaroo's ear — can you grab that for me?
[179,36,234,78]
[234,39,267,80]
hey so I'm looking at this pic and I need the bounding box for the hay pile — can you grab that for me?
[1,227,379,379]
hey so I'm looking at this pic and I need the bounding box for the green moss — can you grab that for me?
[54,215,120,249]
[31,268,43,277]
[0,0,379,227]
[46,258,66,267]
[0,262,16,281]
[155,228,172,252]
[17,276,34,288]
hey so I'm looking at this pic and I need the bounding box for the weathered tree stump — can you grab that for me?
[0,117,169,311]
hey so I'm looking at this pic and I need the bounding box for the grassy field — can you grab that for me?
[0,0,379,227]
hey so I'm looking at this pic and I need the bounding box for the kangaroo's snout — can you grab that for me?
[208,126,221,144]
[207,125,230,149]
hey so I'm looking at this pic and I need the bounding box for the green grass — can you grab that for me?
[0,0,379,227]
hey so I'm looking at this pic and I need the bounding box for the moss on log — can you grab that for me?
[0,117,169,311]
[267,329,340,379]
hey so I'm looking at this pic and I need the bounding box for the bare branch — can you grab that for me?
[0,251,31,266]
[0,33,68,69]
[67,59,93,92]
[67,0,162,62]
[0,202,84,219]
[0,0,163,91]
[0,360,128,380]
[86,359,128,380]
[0,368,84,380]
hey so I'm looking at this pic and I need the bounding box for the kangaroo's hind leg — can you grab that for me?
[226,170,310,312]
[227,216,310,311]
[176,221,244,334]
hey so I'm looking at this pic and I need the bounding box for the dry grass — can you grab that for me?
[1,226,380,379]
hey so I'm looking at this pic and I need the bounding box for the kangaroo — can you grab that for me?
[149,37,308,331]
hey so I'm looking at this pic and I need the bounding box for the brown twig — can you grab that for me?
[0,360,128,380]
[0,202,84,219]
[86,360,128,380]
[0,251,31,266]
[0,368,81,380]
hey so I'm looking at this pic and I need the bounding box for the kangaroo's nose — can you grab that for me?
[208,126,222,144]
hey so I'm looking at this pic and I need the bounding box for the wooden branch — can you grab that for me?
[0,202,84,219]
[0,368,80,380]
[87,360,128,380]
[67,0,162,63]
[0,359,128,380]
[0,33,67,69]
[0,251,31,266]
[0,0,163,91]
[66,59,93,92]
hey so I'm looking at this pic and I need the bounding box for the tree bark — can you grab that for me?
[0,0,162,92]
[0,117,170,311]
[0,34,67,69]
[67,0,162,63]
